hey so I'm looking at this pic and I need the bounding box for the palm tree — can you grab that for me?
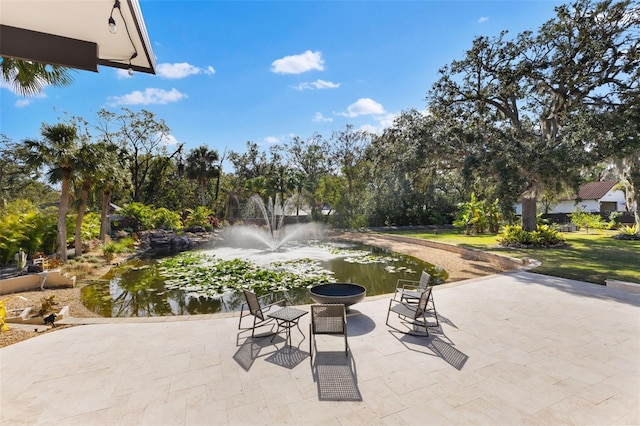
[73,141,109,256]
[94,142,128,242]
[185,145,220,206]
[1,58,73,96]
[23,122,80,262]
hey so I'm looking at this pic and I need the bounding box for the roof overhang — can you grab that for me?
[0,0,156,74]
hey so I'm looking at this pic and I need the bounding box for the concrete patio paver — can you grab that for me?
[1,271,639,425]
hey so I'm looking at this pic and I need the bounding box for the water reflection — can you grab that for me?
[81,242,446,317]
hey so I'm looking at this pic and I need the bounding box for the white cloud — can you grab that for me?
[159,133,180,146]
[357,112,399,135]
[108,88,188,106]
[313,112,333,122]
[377,113,397,129]
[271,50,324,74]
[116,69,133,79]
[337,98,385,118]
[359,124,379,134]
[156,62,216,79]
[0,79,17,94]
[264,136,280,144]
[0,76,49,97]
[294,79,340,91]
[15,99,31,108]
[0,77,47,106]
[478,16,489,23]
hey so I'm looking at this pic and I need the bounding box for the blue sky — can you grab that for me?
[1,0,563,157]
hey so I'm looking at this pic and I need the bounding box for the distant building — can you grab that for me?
[514,180,627,215]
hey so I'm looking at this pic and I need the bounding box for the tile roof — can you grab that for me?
[578,180,618,200]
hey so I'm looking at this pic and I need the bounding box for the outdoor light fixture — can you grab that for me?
[108,0,121,34]
[128,52,137,76]
[108,16,117,34]
[106,0,141,73]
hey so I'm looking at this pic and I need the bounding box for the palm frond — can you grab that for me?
[1,57,74,97]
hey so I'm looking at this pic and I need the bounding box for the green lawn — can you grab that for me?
[382,229,640,285]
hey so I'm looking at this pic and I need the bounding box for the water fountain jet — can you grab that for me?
[220,194,324,253]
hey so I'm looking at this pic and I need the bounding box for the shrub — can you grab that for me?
[102,242,117,261]
[183,206,213,228]
[208,216,221,229]
[124,237,135,251]
[350,214,369,230]
[497,224,565,248]
[113,237,135,253]
[537,213,551,226]
[62,261,99,280]
[568,209,607,233]
[453,193,486,235]
[0,200,57,265]
[614,225,640,240]
[39,207,59,255]
[102,237,134,261]
[36,296,57,317]
[608,211,623,228]
[81,212,101,240]
[152,208,182,230]
[453,194,502,234]
[118,202,155,232]
[453,211,474,235]
[497,225,531,245]
[530,225,564,246]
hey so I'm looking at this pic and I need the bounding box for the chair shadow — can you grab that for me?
[389,328,469,371]
[436,313,458,329]
[233,332,285,371]
[311,351,362,401]
[265,346,309,369]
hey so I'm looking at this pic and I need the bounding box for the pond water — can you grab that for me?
[81,241,447,317]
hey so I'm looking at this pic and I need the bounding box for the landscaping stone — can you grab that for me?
[136,229,218,256]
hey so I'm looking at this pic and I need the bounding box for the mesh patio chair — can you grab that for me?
[386,286,438,336]
[310,304,348,363]
[238,290,286,337]
[395,270,431,303]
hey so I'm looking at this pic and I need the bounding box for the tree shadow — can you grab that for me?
[506,271,640,308]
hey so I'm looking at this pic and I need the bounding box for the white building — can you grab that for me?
[514,180,627,215]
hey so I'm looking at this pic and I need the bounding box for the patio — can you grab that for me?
[1,271,638,425]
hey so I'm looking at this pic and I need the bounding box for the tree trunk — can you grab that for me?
[100,188,112,241]
[614,156,640,228]
[225,192,233,224]
[521,196,537,232]
[199,180,206,206]
[632,188,640,229]
[628,181,640,228]
[57,173,71,262]
[74,181,90,256]
[214,174,221,202]
[325,208,332,223]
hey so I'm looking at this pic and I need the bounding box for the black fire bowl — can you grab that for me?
[309,283,366,310]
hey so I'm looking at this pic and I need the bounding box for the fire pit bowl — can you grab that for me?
[309,283,366,310]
